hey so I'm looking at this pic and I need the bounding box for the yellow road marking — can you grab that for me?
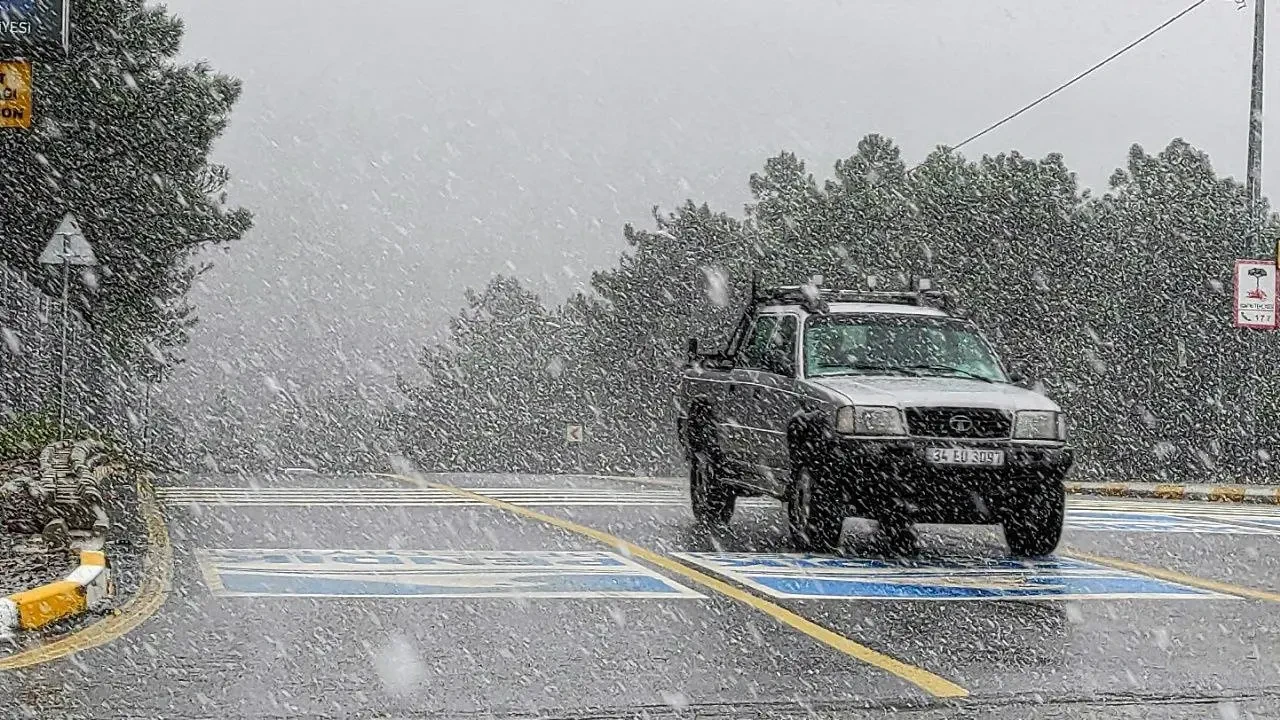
[0,476,173,670]
[395,473,969,699]
[1064,549,1280,603]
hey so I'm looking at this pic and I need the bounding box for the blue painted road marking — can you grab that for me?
[673,553,1232,601]
[196,549,703,599]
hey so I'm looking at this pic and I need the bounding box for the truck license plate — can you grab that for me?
[926,447,1005,466]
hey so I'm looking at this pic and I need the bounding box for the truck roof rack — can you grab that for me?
[753,283,964,316]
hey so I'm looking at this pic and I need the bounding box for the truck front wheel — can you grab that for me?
[1001,478,1066,557]
[787,461,843,552]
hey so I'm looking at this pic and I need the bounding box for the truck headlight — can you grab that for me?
[1014,410,1066,440]
[835,406,906,436]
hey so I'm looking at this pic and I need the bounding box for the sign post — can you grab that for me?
[38,212,96,437]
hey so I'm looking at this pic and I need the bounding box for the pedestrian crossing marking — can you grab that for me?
[156,486,742,507]
[155,485,1280,535]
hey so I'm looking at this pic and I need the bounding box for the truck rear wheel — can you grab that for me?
[1001,479,1066,557]
[687,415,736,528]
[690,450,736,528]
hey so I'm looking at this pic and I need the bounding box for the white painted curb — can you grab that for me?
[0,598,18,631]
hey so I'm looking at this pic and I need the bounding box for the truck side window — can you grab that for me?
[738,316,779,370]
[764,315,798,376]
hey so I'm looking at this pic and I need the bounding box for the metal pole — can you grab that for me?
[1246,0,1266,230]
[1245,0,1266,471]
[142,381,152,455]
[59,243,69,439]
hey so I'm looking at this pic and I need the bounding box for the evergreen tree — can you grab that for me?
[0,0,252,402]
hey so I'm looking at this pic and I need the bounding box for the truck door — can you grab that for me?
[753,314,800,480]
[721,315,778,469]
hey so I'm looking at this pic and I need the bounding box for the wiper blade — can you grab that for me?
[902,364,995,383]
[815,363,923,377]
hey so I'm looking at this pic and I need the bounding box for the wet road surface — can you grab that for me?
[2,470,1279,719]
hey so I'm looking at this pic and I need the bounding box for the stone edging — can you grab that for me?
[1065,481,1280,504]
[1,442,119,634]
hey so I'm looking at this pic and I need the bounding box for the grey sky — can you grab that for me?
[158,0,1276,409]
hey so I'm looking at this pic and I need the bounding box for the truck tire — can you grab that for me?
[688,418,736,528]
[786,460,843,552]
[1001,479,1066,557]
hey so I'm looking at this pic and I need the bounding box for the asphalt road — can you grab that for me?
[2,469,1279,719]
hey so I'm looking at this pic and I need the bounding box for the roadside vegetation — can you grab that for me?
[392,136,1280,483]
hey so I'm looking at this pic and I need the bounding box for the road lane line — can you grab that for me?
[0,476,173,670]
[392,473,969,699]
[1063,549,1280,603]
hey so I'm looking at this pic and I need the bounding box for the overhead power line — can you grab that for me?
[949,0,1209,153]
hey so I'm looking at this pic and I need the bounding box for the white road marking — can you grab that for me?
[196,548,704,599]
[671,553,1234,601]
[158,486,714,507]
[156,485,1280,535]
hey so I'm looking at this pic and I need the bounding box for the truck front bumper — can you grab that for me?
[825,438,1073,523]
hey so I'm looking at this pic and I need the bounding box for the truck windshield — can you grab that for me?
[804,314,1008,382]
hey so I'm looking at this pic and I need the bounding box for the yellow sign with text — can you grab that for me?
[0,60,32,129]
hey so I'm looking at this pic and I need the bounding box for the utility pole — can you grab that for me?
[1247,0,1266,236]
[1246,0,1266,472]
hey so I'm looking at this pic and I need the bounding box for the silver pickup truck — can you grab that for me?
[676,283,1073,556]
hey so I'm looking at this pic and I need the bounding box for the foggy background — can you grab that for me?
[158,0,1276,417]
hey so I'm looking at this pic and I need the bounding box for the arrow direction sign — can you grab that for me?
[39,213,96,266]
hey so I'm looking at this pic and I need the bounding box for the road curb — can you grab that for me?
[1,549,110,632]
[1065,481,1280,504]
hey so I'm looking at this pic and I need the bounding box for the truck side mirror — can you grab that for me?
[1007,367,1027,385]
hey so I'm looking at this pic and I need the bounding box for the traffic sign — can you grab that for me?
[565,424,584,443]
[0,0,70,59]
[0,59,30,128]
[39,213,96,265]
[674,553,1232,601]
[1234,259,1276,329]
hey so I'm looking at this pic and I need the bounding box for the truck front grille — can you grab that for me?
[904,407,1012,439]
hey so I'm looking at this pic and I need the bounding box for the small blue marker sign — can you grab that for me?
[197,549,702,599]
[674,553,1232,601]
